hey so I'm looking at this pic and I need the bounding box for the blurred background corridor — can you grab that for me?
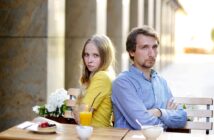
[0,0,214,132]
[161,54,214,98]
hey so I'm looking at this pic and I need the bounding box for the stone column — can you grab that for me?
[65,0,107,88]
[160,0,167,69]
[0,0,48,131]
[154,0,162,71]
[148,0,155,27]
[47,0,65,95]
[143,0,149,25]
[160,0,176,69]
[107,0,130,74]
[130,0,143,29]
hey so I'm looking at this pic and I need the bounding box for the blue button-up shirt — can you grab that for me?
[112,65,187,130]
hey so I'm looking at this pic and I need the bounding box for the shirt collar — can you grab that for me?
[129,65,158,79]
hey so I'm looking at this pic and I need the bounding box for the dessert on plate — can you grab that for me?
[37,121,57,133]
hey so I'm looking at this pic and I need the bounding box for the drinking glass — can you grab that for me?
[79,104,92,126]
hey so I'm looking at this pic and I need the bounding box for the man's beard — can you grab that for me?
[141,59,155,69]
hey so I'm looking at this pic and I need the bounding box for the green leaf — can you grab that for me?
[38,106,46,116]
[182,104,186,109]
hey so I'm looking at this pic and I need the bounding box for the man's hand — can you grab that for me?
[167,98,178,110]
[148,108,162,117]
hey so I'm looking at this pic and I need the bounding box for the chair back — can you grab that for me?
[64,88,81,119]
[174,97,213,134]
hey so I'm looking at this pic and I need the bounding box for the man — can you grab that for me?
[112,26,187,130]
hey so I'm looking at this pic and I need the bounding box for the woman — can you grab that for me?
[77,34,115,127]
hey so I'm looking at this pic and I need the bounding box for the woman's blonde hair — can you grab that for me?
[80,34,115,85]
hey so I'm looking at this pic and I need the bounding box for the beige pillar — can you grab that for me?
[171,8,176,63]
[165,4,173,66]
[107,0,130,74]
[143,0,148,25]
[130,0,143,29]
[160,0,167,69]
[65,0,107,88]
[154,0,162,71]
[0,0,48,131]
[148,0,155,27]
[160,0,176,69]
[47,0,65,95]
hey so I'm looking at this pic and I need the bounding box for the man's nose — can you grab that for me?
[148,48,155,56]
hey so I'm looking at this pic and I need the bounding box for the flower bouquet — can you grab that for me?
[33,88,69,117]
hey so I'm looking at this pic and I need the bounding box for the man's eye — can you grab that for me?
[141,46,149,50]
[153,45,158,49]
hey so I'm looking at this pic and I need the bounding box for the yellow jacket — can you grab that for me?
[81,71,114,127]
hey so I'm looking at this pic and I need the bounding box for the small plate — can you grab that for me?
[27,124,56,134]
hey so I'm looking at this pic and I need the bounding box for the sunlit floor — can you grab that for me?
[160,53,214,98]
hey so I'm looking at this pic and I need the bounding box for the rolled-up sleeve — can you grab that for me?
[159,107,187,128]
[158,79,187,128]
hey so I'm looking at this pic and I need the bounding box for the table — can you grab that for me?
[0,117,129,140]
[123,130,214,140]
[1,117,214,140]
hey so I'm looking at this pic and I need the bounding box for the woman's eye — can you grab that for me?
[94,54,99,57]
[84,53,89,57]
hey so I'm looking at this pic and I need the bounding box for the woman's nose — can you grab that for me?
[88,56,94,62]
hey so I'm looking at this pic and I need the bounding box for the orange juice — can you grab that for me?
[79,111,92,126]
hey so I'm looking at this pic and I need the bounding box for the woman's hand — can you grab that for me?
[73,106,80,124]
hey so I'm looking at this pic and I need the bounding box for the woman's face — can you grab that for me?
[83,42,101,73]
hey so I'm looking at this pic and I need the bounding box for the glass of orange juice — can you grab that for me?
[79,104,92,126]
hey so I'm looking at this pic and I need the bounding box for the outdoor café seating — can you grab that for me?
[166,97,213,134]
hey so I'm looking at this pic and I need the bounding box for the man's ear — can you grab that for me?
[129,51,135,57]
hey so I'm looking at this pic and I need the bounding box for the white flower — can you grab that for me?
[32,88,69,117]
[45,104,56,112]
[32,105,40,114]
[47,88,69,109]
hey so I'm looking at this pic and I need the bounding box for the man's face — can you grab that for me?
[130,34,158,71]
